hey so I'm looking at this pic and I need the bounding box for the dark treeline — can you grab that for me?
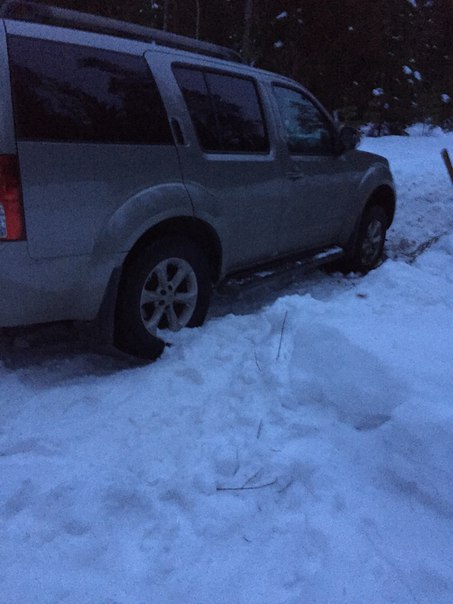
[7,0,453,132]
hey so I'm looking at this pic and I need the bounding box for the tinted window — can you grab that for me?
[172,67,221,151]
[273,86,334,155]
[206,73,268,152]
[8,36,172,144]
[174,66,269,153]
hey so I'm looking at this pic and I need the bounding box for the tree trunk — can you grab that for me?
[241,0,253,63]
[195,0,200,39]
[163,0,170,31]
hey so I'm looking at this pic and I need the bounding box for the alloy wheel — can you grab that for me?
[360,218,384,266]
[139,257,198,335]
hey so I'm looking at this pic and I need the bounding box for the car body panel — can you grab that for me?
[0,14,396,330]
[0,21,15,153]
[17,142,185,259]
[354,151,395,216]
[0,241,125,325]
[93,183,194,256]
[261,77,368,254]
[145,48,293,273]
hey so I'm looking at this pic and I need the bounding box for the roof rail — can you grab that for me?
[0,0,244,63]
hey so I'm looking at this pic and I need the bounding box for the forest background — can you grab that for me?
[5,0,453,133]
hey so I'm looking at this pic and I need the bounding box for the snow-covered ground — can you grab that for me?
[1,132,453,604]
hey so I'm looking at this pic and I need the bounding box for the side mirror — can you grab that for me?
[339,126,360,152]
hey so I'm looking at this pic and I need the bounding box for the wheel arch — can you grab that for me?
[342,183,395,261]
[121,216,223,284]
[364,185,396,228]
[113,218,219,358]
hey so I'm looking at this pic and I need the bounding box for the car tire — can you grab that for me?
[115,236,211,359]
[343,205,388,274]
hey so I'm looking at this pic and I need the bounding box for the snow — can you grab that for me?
[1,132,453,603]
[405,123,446,137]
[402,66,422,81]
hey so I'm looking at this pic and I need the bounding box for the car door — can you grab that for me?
[271,83,358,255]
[145,49,292,273]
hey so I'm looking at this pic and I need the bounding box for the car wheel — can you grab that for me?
[115,236,211,359]
[341,205,388,274]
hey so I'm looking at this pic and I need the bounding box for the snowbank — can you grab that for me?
[1,133,453,603]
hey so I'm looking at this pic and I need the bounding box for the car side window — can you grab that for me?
[7,35,173,145]
[273,85,334,155]
[173,66,269,153]
[171,67,221,151]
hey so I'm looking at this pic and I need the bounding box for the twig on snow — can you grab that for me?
[441,148,453,184]
[241,469,261,488]
[254,347,262,372]
[216,479,277,492]
[406,234,442,263]
[277,478,293,494]
[256,419,263,439]
[276,311,288,360]
[233,448,240,476]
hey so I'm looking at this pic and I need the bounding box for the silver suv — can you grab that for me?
[0,1,395,358]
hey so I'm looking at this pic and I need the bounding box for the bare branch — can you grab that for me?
[241,469,261,488]
[276,311,288,360]
[256,419,263,439]
[254,347,262,372]
[216,479,277,492]
[441,148,453,185]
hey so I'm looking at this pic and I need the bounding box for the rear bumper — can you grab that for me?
[0,242,125,327]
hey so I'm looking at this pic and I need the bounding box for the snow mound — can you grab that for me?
[1,135,453,603]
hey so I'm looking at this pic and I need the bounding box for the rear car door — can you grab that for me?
[146,50,292,273]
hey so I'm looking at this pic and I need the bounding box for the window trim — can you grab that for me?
[272,82,337,157]
[172,62,271,155]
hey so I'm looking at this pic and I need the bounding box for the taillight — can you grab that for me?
[0,154,25,241]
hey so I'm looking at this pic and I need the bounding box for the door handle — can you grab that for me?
[287,171,304,181]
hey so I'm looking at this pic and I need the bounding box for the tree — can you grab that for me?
[5,0,452,131]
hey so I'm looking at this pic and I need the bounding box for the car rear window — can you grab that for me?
[7,35,173,145]
[173,65,269,154]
